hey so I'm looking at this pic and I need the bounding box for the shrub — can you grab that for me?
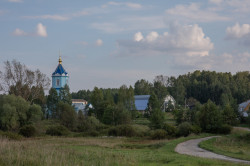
[108,125,137,137]
[108,127,119,136]
[177,122,192,137]
[191,125,202,134]
[151,129,167,140]
[218,124,232,134]
[131,124,150,137]
[162,123,177,137]
[0,131,23,140]
[19,125,36,137]
[46,125,70,136]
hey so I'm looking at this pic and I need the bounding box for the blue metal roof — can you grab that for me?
[52,64,68,76]
[134,95,150,111]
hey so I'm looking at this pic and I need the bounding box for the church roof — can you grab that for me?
[52,56,68,76]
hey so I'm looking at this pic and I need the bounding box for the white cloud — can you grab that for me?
[166,3,229,22]
[116,24,213,58]
[227,0,250,13]
[8,0,22,3]
[96,39,103,46]
[226,23,250,38]
[36,23,47,37]
[13,23,47,37]
[134,32,144,42]
[12,28,27,36]
[146,32,159,42]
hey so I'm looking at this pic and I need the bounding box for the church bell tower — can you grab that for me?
[52,56,69,93]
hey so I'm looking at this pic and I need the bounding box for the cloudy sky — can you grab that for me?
[0,0,249,92]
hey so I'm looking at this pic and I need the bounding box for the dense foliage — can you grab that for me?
[0,59,249,138]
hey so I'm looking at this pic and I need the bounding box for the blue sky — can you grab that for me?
[0,0,249,92]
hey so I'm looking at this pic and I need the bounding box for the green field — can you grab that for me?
[0,134,248,166]
[199,128,250,161]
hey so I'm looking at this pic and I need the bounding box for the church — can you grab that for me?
[52,57,87,113]
[52,56,69,93]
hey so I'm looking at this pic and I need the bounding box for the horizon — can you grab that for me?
[0,0,249,92]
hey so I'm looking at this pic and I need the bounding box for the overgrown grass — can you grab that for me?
[0,134,246,166]
[199,128,250,161]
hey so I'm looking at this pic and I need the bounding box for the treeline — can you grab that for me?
[0,60,249,139]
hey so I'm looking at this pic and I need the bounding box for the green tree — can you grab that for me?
[27,104,43,123]
[134,79,152,95]
[47,88,59,118]
[153,81,168,104]
[56,101,77,130]
[90,87,104,108]
[0,103,19,131]
[59,84,72,105]
[147,92,160,113]
[221,104,238,125]
[117,85,135,110]
[150,108,165,129]
[198,100,222,133]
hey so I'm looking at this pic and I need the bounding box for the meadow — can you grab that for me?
[199,128,250,161]
[0,133,248,166]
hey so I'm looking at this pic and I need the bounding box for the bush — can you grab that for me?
[108,127,119,136]
[151,129,167,140]
[46,125,70,136]
[19,125,36,137]
[177,122,193,137]
[162,123,177,137]
[218,124,232,134]
[0,131,23,140]
[108,125,136,137]
[191,125,202,134]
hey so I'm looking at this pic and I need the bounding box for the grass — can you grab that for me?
[0,134,247,166]
[199,128,250,161]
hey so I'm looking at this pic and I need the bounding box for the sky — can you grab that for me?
[0,0,249,92]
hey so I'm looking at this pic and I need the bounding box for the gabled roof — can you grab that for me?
[52,63,68,76]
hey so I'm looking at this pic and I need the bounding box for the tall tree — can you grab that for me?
[134,79,152,95]
[47,88,59,119]
[59,84,72,105]
[0,60,50,103]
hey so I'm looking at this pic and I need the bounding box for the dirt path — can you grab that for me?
[175,136,250,164]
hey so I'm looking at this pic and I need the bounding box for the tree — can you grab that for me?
[47,88,59,118]
[0,95,41,131]
[0,60,50,103]
[59,84,72,105]
[221,104,238,125]
[147,92,160,113]
[117,85,135,110]
[150,108,165,129]
[90,87,104,108]
[198,100,222,133]
[56,101,77,130]
[134,79,152,95]
[153,81,168,105]
[27,104,43,123]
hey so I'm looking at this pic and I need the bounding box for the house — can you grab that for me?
[238,100,250,117]
[134,95,150,111]
[72,99,88,113]
[162,95,176,111]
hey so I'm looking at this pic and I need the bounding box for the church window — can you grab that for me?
[56,79,60,86]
